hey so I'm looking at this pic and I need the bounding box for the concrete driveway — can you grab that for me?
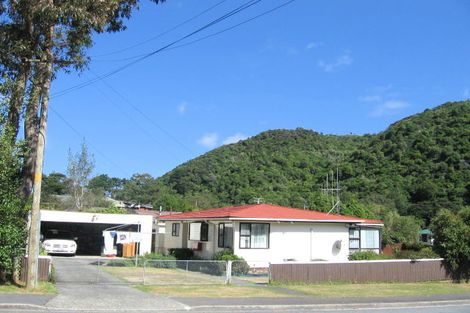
[46,256,188,311]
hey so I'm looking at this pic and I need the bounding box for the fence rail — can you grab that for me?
[269,259,449,283]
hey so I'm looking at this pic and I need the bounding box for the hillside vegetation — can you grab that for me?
[155,101,469,222]
[42,101,470,225]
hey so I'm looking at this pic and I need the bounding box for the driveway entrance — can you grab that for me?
[48,256,187,311]
[53,256,123,284]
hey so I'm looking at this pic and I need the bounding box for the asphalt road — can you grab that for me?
[0,300,470,313]
[1,301,470,313]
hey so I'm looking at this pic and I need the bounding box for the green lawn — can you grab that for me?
[0,282,56,294]
[276,281,470,298]
[136,284,289,298]
[136,281,470,298]
[102,266,227,285]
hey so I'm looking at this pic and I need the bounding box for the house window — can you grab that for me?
[189,222,209,241]
[171,223,180,237]
[200,222,209,242]
[349,227,380,253]
[349,228,360,252]
[360,228,380,251]
[239,223,269,249]
[218,223,233,248]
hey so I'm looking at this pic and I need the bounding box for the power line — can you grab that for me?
[92,72,193,153]
[92,0,229,58]
[48,105,131,177]
[93,0,297,63]
[89,70,193,155]
[50,0,262,99]
[168,0,297,52]
[87,76,186,161]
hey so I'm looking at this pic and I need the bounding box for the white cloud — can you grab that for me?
[177,101,187,114]
[359,85,410,117]
[358,95,382,102]
[222,133,247,145]
[306,42,322,50]
[370,100,410,117]
[318,53,353,72]
[464,88,470,98]
[197,133,218,148]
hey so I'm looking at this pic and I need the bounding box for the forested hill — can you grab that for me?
[157,101,470,222]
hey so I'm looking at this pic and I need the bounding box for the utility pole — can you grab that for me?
[26,20,53,289]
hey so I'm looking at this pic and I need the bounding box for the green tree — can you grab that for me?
[67,142,94,210]
[431,209,470,282]
[0,127,27,282]
[380,210,421,245]
[42,172,68,196]
[1,0,165,198]
[88,174,123,197]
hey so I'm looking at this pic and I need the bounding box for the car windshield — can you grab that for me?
[45,230,74,240]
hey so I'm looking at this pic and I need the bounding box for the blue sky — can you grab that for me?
[45,0,470,179]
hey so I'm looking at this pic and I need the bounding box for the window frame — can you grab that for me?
[349,227,361,252]
[218,223,225,248]
[349,227,381,253]
[218,223,234,248]
[200,222,209,242]
[171,223,180,237]
[360,227,380,251]
[239,222,270,249]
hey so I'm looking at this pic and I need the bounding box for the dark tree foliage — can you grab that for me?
[431,209,470,282]
[88,174,124,197]
[152,101,469,223]
[0,128,27,281]
[42,172,69,196]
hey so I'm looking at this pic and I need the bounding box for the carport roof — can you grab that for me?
[159,204,383,225]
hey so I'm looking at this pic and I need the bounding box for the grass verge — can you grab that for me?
[0,282,57,294]
[275,281,470,298]
[136,284,289,298]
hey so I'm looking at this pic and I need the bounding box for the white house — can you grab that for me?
[159,204,383,267]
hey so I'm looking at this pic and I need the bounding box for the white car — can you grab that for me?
[42,230,77,256]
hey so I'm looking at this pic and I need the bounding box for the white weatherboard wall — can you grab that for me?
[163,222,227,259]
[164,222,183,250]
[187,222,224,259]
[233,221,350,267]
[40,210,153,255]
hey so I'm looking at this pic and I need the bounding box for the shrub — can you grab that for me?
[141,252,176,261]
[348,251,387,261]
[213,250,250,276]
[431,209,470,282]
[401,242,426,251]
[194,261,226,276]
[106,259,135,267]
[395,247,439,259]
[168,248,193,260]
[0,130,27,282]
[141,253,176,268]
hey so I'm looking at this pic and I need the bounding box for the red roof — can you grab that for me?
[159,204,383,225]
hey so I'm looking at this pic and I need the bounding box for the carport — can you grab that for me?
[40,210,153,256]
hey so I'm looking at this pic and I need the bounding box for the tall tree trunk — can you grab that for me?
[22,68,42,198]
[26,19,53,289]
